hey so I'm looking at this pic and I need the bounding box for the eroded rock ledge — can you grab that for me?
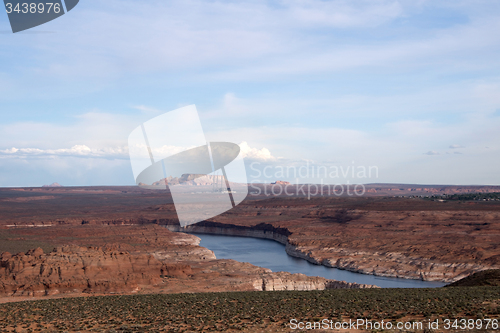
[0,239,375,299]
[254,272,374,291]
[165,221,499,283]
[0,245,174,297]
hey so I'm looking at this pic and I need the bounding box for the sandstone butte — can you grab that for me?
[0,184,499,300]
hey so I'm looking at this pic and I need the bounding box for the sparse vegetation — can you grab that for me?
[0,287,498,332]
[0,229,54,254]
[425,192,500,202]
[331,208,362,224]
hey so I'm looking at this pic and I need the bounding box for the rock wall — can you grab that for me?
[165,223,289,245]
[165,222,498,283]
[252,272,374,291]
[165,223,378,289]
[0,245,186,297]
[0,239,375,300]
[287,244,496,282]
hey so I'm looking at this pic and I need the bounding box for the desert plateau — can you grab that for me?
[0,184,499,331]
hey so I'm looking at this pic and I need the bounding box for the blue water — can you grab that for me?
[191,233,447,289]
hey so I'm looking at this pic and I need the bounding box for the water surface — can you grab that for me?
[192,233,447,288]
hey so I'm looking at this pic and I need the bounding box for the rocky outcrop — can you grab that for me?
[252,272,375,291]
[287,244,496,283]
[271,181,291,185]
[42,182,62,187]
[152,247,216,262]
[0,227,375,301]
[147,174,232,187]
[166,222,500,283]
[0,246,180,297]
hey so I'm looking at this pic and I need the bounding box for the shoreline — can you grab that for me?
[164,222,495,283]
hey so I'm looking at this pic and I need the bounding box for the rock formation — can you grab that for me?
[253,272,374,291]
[0,225,375,301]
[42,182,62,187]
[167,217,500,283]
[0,246,173,297]
[2,185,499,293]
[148,174,227,187]
[271,181,291,185]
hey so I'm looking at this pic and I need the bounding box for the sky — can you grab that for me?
[0,0,500,186]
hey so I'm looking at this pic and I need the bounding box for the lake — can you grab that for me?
[191,233,447,288]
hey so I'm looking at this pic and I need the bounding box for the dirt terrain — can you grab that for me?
[0,184,499,301]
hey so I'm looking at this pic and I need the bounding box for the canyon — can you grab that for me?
[1,184,499,301]
[165,218,499,283]
[0,224,375,302]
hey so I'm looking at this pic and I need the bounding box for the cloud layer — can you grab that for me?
[1,0,500,185]
[0,145,128,159]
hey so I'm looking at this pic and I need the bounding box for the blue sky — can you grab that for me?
[1,0,500,186]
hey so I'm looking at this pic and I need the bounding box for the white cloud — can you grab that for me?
[2,1,500,186]
[9,0,499,87]
[449,144,465,149]
[1,81,500,185]
[0,110,158,150]
[0,145,128,159]
[238,141,275,161]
